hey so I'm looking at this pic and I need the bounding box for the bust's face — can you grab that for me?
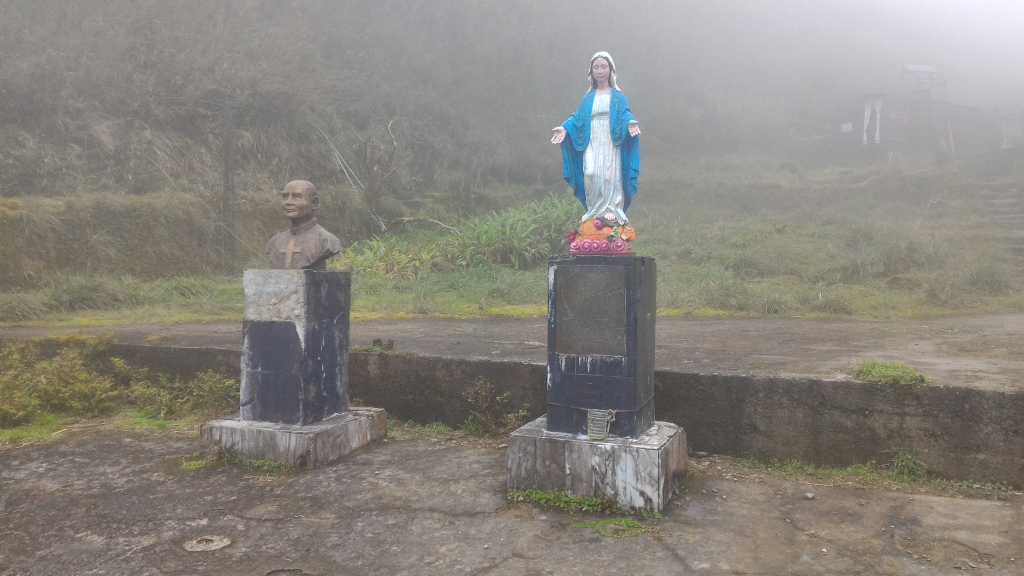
[281,182,315,223]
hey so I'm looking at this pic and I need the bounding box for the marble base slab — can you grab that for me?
[201,408,386,469]
[507,416,686,512]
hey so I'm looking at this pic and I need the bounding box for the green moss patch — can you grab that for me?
[849,360,929,387]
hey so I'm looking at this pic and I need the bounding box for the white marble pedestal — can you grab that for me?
[201,407,386,469]
[506,417,687,512]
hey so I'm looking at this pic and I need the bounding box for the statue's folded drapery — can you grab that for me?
[559,89,640,218]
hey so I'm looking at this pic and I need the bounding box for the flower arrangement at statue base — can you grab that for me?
[567,213,636,255]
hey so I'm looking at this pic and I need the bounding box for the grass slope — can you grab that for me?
[2,159,1022,325]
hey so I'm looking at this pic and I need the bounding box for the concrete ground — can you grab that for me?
[4,313,1023,391]
[1,428,1023,576]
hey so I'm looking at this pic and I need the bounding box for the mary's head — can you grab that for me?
[588,51,619,90]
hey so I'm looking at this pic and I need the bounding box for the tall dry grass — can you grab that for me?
[0,187,371,287]
[0,0,583,203]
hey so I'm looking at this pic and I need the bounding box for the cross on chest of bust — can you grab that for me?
[280,238,303,267]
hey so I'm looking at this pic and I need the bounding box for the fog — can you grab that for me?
[1,0,1022,306]
[533,0,1024,155]
[1,0,1022,198]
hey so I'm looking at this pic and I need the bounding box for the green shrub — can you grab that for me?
[0,336,118,424]
[461,378,529,436]
[0,337,238,430]
[117,360,237,419]
[32,348,119,415]
[0,367,40,427]
[331,195,578,278]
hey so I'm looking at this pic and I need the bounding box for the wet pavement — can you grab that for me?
[1,428,1023,575]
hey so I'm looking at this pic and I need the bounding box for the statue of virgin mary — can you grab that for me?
[552,52,641,253]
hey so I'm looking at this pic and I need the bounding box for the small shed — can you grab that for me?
[831,92,1002,158]
[830,67,1004,159]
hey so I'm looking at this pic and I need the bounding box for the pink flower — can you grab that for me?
[567,230,578,242]
[611,239,628,251]
[600,240,610,251]
[594,219,605,229]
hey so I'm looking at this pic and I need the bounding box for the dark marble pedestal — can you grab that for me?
[240,269,350,425]
[202,269,384,468]
[545,255,656,438]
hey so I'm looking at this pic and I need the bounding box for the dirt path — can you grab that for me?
[3,313,1023,391]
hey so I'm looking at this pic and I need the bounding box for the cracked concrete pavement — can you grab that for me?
[2,429,1023,575]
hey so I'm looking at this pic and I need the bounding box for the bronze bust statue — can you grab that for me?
[265,180,341,269]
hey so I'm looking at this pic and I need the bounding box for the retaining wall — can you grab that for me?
[106,344,1024,486]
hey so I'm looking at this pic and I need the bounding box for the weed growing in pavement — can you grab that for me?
[886,450,929,481]
[507,488,664,520]
[848,360,929,388]
[459,417,484,435]
[386,418,458,442]
[243,459,290,473]
[507,488,617,514]
[571,518,660,538]
[733,451,939,489]
[425,421,454,433]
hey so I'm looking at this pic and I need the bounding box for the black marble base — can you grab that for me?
[240,270,350,425]
[545,255,656,438]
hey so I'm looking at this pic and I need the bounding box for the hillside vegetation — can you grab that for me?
[0,1,1021,321]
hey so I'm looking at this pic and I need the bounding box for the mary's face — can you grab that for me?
[591,58,611,85]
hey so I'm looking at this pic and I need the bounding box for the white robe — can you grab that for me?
[581,93,628,224]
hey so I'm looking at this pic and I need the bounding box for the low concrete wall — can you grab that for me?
[656,372,1024,486]
[104,344,1024,486]
[107,344,241,378]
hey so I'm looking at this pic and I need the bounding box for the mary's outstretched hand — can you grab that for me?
[551,126,567,144]
[628,120,641,137]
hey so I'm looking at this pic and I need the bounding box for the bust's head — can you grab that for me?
[281,180,318,226]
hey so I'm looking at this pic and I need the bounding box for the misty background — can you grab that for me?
[2,0,1021,199]
[0,0,1022,319]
